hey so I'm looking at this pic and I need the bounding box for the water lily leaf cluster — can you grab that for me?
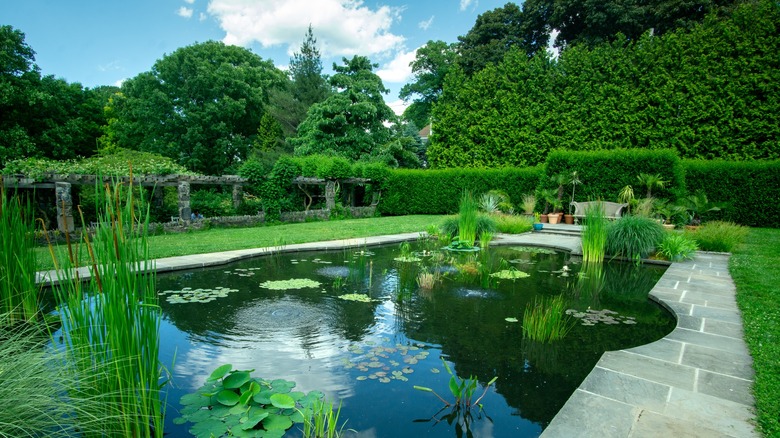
[174,364,324,438]
[159,287,239,304]
[489,270,530,280]
[259,278,321,290]
[394,255,422,263]
[510,246,557,255]
[337,293,375,302]
[342,342,433,384]
[565,308,637,326]
[224,268,263,277]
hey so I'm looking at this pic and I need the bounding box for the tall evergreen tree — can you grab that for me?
[290,25,329,107]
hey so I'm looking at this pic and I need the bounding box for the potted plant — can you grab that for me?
[550,173,569,223]
[654,200,687,229]
[565,171,581,224]
[680,190,725,229]
[548,198,563,224]
[539,189,556,223]
[533,212,543,231]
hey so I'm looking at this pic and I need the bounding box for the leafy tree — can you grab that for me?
[268,26,330,142]
[292,56,397,161]
[254,112,284,152]
[108,41,286,175]
[457,3,528,76]
[1,26,107,167]
[399,40,458,128]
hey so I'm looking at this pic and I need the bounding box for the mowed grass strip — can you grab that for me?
[36,215,445,271]
[730,228,780,437]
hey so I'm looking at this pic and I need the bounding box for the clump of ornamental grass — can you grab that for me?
[302,399,348,438]
[492,213,533,234]
[686,221,748,252]
[522,295,575,343]
[0,187,40,324]
[658,232,699,261]
[606,215,665,262]
[458,191,479,247]
[48,176,167,437]
[580,203,609,264]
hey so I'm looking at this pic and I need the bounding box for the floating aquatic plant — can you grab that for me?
[159,286,239,304]
[489,270,530,280]
[342,341,431,384]
[510,246,557,255]
[394,255,422,263]
[565,308,637,326]
[260,278,321,290]
[337,293,374,302]
[505,317,519,323]
[175,364,325,438]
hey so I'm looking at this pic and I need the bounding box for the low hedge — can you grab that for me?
[379,166,543,215]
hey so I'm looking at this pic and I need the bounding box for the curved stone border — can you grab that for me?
[542,252,757,437]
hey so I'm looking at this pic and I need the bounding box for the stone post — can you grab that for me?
[55,182,74,232]
[232,184,242,210]
[325,180,336,210]
[178,181,191,221]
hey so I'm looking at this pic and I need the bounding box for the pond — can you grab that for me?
[158,241,675,437]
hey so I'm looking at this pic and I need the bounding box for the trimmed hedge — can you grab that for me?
[379,167,543,215]
[543,149,686,203]
[683,160,780,227]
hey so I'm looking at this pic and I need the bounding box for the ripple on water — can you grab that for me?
[315,266,351,278]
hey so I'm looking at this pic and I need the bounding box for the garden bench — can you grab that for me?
[570,201,628,221]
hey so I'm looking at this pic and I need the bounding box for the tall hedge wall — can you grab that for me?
[683,160,780,227]
[544,149,686,202]
[379,167,543,215]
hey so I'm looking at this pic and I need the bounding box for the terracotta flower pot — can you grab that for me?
[564,214,574,225]
[540,214,549,223]
[548,214,560,224]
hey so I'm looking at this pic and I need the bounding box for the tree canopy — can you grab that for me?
[105,41,286,175]
[429,0,780,168]
[292,56,397,161]
[399,40,458,129]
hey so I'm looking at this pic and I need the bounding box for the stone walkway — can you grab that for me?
[36,229,758,437]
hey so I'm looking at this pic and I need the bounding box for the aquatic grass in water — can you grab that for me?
[49,178,166,437]
[458,191,479,248]
[0,188,40,324]
[521,295,574,343]
[581,203,609,264]
[302,399,348,438]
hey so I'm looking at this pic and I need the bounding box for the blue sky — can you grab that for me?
[2,0,510,113]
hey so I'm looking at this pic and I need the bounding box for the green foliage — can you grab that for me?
[0,189,39,324]
[176,364,325,438]
[457,3,527,76]
[191,189,235,218]
[581,204,609,264]
[50,180,165,436]
[2,148,194,179]
[292,56,396,161]
[458,191,479,247]
[414,358,497,410]
[683,159,780,227]
[108,41,286,175]
[302,399,346,438]
[606,215,666,261]
[492,214,532,234]
[685,221,748,252]
[544,149,686,204]
[431,1,780,167]
[658,232,699,261]
[380,166,543,215]
[399,40,458,128]
[522,295,575,343]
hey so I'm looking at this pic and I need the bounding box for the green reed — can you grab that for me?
[0,187,40,324]
[522,295,574,343]
[49,178,166,437]
[458,191,479,248]
[302,399,347,438]
[581,203,609,264]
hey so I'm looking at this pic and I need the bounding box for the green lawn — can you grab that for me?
[35,215,446,271]
[730,228,780,437]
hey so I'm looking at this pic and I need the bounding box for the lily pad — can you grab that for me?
[337,293,374,302]
[217,389,241,406]
[505,317,519,323]
[490,270,530,280]
[259,278,321,290]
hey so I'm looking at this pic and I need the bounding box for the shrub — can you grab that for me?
[658,232,699,261]
[686,221,749,252]
[606,215,665,261]
[191,189,234,217]
[492,214,532,234]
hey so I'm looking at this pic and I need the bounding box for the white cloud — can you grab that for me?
[199,12,208,21]
[418,15,434,30]
[386,99,409,117]
[207,0,405,57]
[376,48,416,83]
[460,0,475,11]
[98,60,123,72]
[177,6,194,18]
[114,78,126,87]
[184,0,196,4]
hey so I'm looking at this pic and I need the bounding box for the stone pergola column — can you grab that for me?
[55,182,74,232]
[178,181,191,221]
[232,184,242,210]
[325,180,336,210]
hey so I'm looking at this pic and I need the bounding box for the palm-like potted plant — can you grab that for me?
[550,173,569,222]
[680,190,725,228]
[654,200,687,229]
[539,189,557,223]
[565,171,581,224]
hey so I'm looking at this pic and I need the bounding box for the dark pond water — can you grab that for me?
[158,242,675,437]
